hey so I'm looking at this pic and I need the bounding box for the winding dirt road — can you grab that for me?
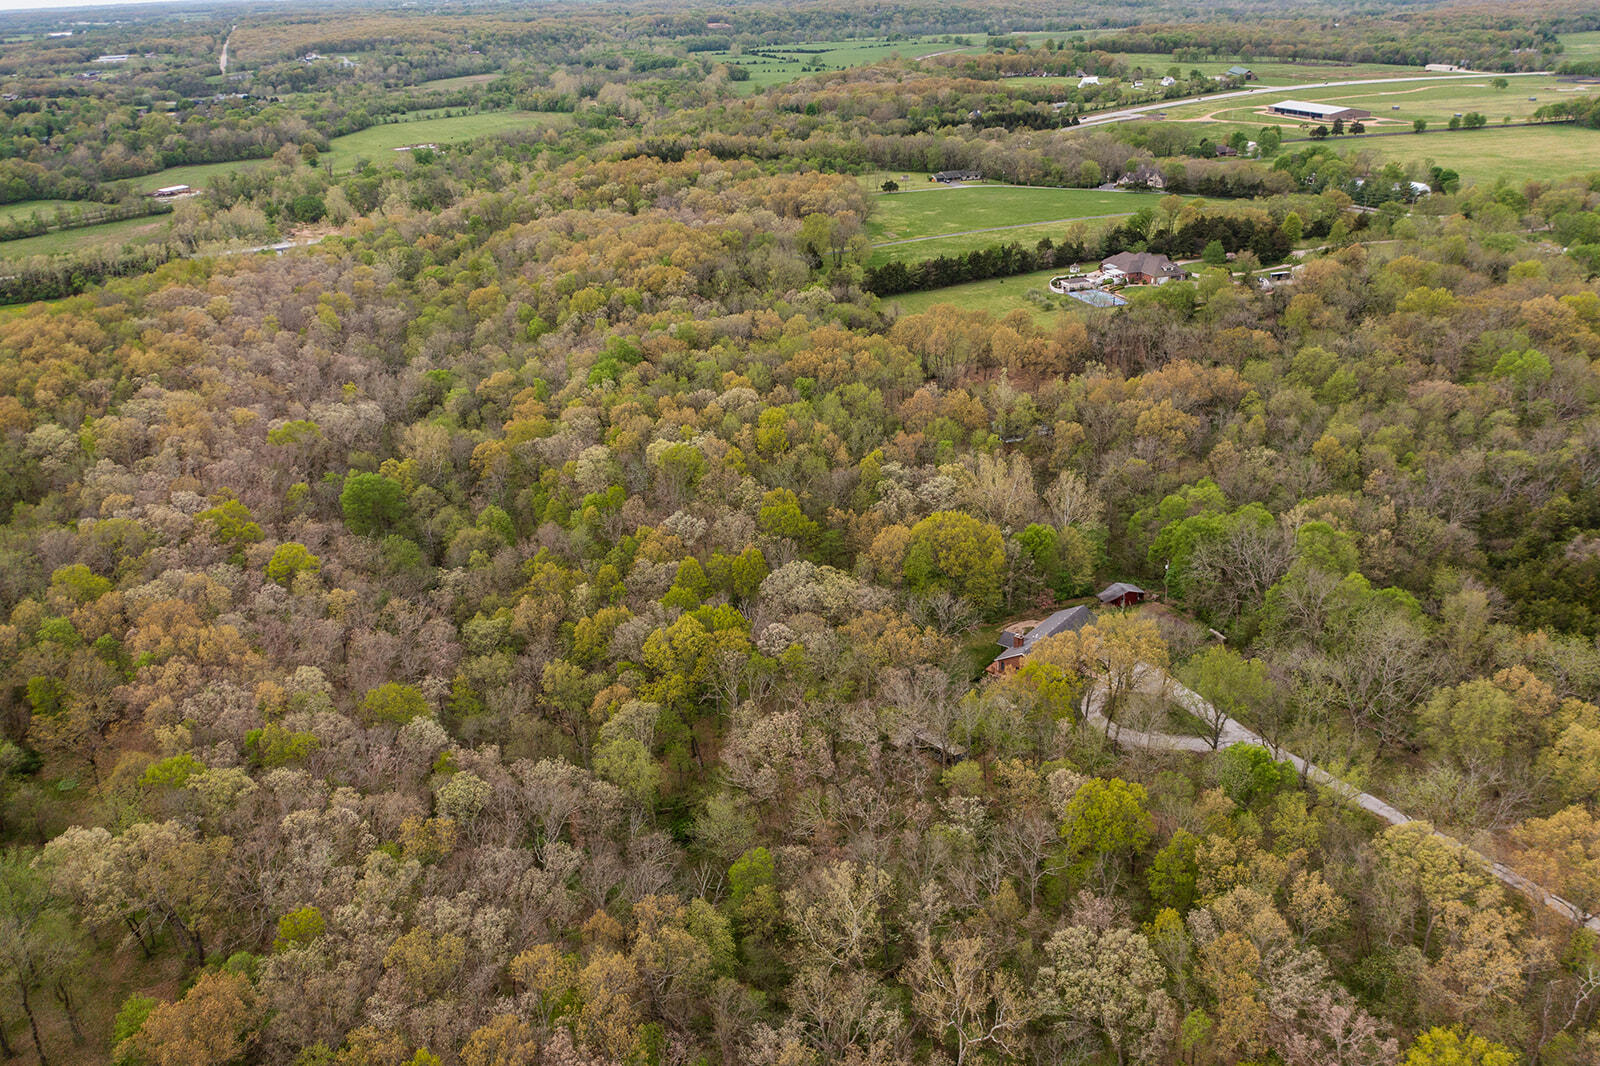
[1084,665,1600,933]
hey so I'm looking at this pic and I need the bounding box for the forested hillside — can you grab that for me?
[5,1,1600,1065]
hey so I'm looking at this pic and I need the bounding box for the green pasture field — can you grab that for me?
[111,110,567,194]
[867,220,1122,267]
[887,264,1097,323]
[317,110,566,169]
[1156,75,1581,134]
[1360,123,1600,186]
[0,214,173,259]
[700,36,979,89]
[1559,31,1600,60]
[868,185,1174,243]
[0,199,82,225]
[414,72,502,91]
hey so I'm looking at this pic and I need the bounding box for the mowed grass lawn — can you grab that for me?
[1045,53,1420,86]
[112,110,569,195]
[887,264,1094,324]
[6,111,571,260]
[319,110,568,170]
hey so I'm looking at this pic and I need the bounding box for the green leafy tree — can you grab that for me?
[266,542,320,586]
[1403,1027,1516,1066]
[358,682,429,726]
[1061,777,1153,872]
[340,472,407,536]
[903,510,1006,611]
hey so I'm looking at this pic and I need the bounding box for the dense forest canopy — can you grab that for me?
[3,1,1600,1065]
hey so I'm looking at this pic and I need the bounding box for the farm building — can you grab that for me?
[932,170,982,183]
[150,184,191,198]
[988,606,1093,675]
[1226,65,1255,80]
[1101,251,1188,285]
[1097,582,1147,608]
[1267,100,1372,122]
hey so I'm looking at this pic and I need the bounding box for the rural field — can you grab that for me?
[0,198,80,225]
[0,110,569,261]
[1560,30,1600,60]
[1036,53,1422,86]
[414,72,501,91]
[0,213,173,259]
[698,36,975,89]
[887,263,1087,322]
[866,184,1210,264]
[1356,123,1600,185]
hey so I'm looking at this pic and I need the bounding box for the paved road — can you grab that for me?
[1084,665,1600,933]
[220,26,234,75]
[1077,70,1551,128]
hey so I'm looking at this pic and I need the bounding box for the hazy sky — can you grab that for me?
[0,0,231,16]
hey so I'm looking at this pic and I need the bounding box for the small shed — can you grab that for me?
[1097,582,1147,608]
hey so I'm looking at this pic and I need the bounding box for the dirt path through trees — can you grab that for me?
[1083,665,1600,933]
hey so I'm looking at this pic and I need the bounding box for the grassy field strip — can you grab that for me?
[0,214,173,259]
[0,199,80,225]
[111,110,570,194]
[873,210,1133,247]
[1560,31,1600,59]
[868,185,1175,241]
[887,263,1084,321]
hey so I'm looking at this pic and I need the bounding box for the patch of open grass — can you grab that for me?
[1559,31,1600,60]
[885,264,1100,325]
[699,35,981,89]
[956,624,1004,681]
[0,214,173,260]
[414,72,502,91]
[1358,123,1600,186]
[868,185,1167,243]
[319,109,568,170]
[0,199,81,225]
